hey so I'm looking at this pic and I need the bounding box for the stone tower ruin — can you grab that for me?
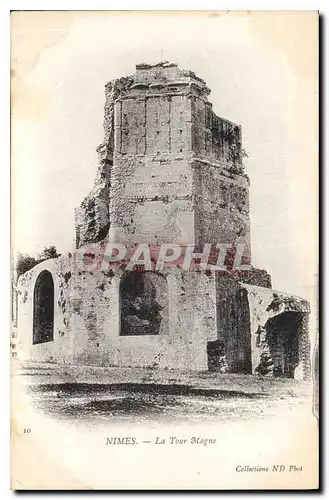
[16,62,311,379]
[75,62,251,260]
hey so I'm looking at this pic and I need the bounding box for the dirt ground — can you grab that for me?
[12,361,316,426]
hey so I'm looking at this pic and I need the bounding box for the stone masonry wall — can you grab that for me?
[192,158,251,260]
[110,69,195,245]
[16,62,312,376]
[75,62,250,252]
[17,247,217,371]
[241,283,311,380]
[75,77,132,248]
[17,256,74,363]
[215,269,272,373]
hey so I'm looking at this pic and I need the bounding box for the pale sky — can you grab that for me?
[11,11,318,303]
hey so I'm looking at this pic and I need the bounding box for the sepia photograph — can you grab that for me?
[10,10,319,490]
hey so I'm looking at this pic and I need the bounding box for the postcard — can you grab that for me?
[11,10,319,490]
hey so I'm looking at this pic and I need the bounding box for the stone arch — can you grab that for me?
[119,271,168,336]
[260,311,310,378]
[33,270,54,344]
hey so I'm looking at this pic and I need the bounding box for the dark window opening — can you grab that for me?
[33,270,54,344]
[265,312,305,378]
[207,340,226,372]
[120,271,168,336]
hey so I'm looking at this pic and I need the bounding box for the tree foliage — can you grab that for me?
[16,246,61,278]
[38,245,60,261]
[16,254,38,278]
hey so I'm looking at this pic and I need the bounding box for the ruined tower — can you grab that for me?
[17,62,311,379]
[73,62,255,370]
[75,62,251,262]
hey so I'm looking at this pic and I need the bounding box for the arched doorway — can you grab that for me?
[265,311,306,378]
[120,271,168,336]
[33,270,54,344]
